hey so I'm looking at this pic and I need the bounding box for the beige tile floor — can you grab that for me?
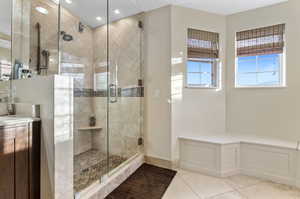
[163,170,300,199]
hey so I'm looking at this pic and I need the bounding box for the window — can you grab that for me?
[0,61,11,80]
[0,38,11,80]
[187,29,219,88]
[236,24,285,87]
[187,59,217,87]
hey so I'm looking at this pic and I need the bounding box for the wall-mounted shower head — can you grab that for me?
[60,31,73,42]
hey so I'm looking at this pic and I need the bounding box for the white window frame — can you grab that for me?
[186,58,219,89]
[235,52,286,88]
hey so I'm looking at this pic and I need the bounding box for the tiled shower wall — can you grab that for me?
[30,0,59,75]
[29,0,95,155]
[59,8,144,158]
[60,6,95,155]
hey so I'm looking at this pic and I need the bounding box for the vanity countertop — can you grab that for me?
[0,115,40,127]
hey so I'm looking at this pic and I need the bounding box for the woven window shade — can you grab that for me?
[188,28,219,59]
[236,24,285,57]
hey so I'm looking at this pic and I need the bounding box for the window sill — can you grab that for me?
[235,85,287,89]
[185,86,219,89]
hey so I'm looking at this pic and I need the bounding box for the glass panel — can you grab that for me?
[257,72,280,85]
[238,56,256,73]
[0,0,12,100]
[59,0,109,194]
[238,73,258,86]
[108,0,144,174]
[187,73,201,85]
[187,61,201,72]
[29,0,59,76]
[0,0,12,81]
[201,62,212,73]
[258,54,280,72]
[201,73,212,85]
[187,61,213,86]
[237,54,281,86]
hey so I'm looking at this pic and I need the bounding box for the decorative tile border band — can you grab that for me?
[74,87,144,97]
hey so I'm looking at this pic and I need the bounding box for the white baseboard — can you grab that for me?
[180,162,241,178]
[240,169,295,187]
[145,155,173,169]
[180,161,222,177]
[221,169,240,177]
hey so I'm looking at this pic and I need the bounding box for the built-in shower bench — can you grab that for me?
[179,135,300,188]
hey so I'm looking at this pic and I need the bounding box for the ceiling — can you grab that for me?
[0,0,12,36]
[61,0,288,28]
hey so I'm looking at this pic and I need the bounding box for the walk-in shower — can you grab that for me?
[58,0,144,194]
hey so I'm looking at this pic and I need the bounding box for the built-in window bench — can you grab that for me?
[178,135,300,188]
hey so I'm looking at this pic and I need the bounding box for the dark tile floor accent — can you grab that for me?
[106,163,177,199]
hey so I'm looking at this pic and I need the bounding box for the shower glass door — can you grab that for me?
[59,0,109,193]
[59,0,144,193]
[107,0,144,173]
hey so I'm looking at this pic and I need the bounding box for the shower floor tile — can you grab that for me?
[74,149,126,193]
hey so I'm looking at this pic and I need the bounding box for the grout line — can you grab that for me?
[225,179,265,190]
[235,189,249,199]
[178,170,268,199]
[176,171,248,199]
[176,173,203,199]
[206,190,245,199]
[222,177,268,199]
[178,171,238,199]
[223,182,248,199]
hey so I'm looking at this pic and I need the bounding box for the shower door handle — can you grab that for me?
[110,64,119,103]
[109,83,118,103]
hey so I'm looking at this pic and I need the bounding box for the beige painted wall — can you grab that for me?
[144,6,172,160]
[226,0,300,142]
[145,1,300,162]
[144,5,227,162]
[171,5,227,162]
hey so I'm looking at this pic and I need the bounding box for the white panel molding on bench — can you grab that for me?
[179,136,300,188]
[179,138,240,177]
[240,143,297,186]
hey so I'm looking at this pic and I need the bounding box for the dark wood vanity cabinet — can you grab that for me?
[0,121,41,199]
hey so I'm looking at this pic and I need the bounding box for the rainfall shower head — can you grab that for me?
[60,31,73,42]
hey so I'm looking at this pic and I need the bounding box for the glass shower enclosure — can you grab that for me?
[58,0,144,194]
